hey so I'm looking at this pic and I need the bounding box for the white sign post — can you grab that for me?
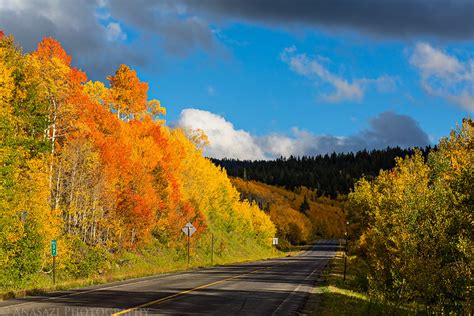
[272,237,278,256]
[182,222,196,268]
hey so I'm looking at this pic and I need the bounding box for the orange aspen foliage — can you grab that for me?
[34,37,72,66]
[107,64,148,120]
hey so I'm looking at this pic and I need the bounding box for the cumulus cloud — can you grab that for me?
[281,47,397,103]
[178,0,474,40]
[177,109,430,160]
[177,109,266,160]
[410,43,474,112]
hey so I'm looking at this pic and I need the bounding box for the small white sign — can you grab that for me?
[272,238,278,245]
[182,222,196,237]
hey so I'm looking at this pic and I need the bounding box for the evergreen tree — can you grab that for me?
[299,196,310,214]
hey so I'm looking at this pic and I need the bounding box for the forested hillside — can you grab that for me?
[0,33,276,290]
[213,147,433,197]
[231,179,346,248]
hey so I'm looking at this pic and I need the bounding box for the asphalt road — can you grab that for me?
[0,239,341,316]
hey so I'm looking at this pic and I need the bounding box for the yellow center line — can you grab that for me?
[111,264,278,315]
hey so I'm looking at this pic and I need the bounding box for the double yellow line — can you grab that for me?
[112,264,276,315]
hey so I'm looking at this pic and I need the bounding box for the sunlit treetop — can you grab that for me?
[33,37,72,66]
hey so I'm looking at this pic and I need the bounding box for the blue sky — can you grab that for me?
[1,0,472,159]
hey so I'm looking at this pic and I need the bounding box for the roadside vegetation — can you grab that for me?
[305,119,472,315]
[344,118,473,313]
[307,252,418,315]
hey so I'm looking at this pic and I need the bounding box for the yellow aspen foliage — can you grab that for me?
[348,119,473,309]
[83,80,107,105]
[0,57,14,104]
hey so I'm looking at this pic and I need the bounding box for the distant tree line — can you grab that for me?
[212,146,434,197]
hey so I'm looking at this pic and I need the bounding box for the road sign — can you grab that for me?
[272,238,278,245]
[182,222,196,268]
[51,239,57,284]
[182,222,196,237]
[51,239,57,257]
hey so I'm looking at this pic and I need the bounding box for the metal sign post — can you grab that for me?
[211,233,214,265]
[182,223,196,269]
[51,240,57,284]
[187,227,190,266]
[344,221,349,282]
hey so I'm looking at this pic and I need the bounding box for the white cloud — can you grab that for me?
[177,109,266,160]
[410,43,463,78]
[105,22,127,42]
[410,42,474,112]
[280,46,396,103]
[177,109,430,160]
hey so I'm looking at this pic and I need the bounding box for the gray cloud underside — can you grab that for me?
[108,0,217,56]
[2,0,472,83]
[181,0,474,39]
[0,0,216,80]
[0,0,147,80]
[259,112,430,158]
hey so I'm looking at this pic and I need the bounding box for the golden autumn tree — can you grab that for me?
[0,34,58,286]
[107,64,148,121]
[32,37,87,210]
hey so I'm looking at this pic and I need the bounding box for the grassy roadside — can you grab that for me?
[0,242,299,302]
[304,252,419,315]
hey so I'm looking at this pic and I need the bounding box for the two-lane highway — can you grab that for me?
[0,240,340,315]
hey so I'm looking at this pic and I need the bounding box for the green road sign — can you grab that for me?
[51,239,57,257]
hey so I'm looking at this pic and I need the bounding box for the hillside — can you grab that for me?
[213,146,433,198]
[230,178,346,248]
